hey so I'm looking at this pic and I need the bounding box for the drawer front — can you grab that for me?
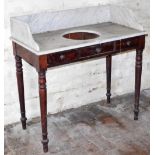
[101,42,114,52]
[80,45,101,58]
[80,42,114,58]
[120,37,138,51]
[47,50,79,66]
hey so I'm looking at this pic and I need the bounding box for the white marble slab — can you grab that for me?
[10,4,146,55]
[32,22,146,55]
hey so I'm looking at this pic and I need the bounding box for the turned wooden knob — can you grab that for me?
[126,41,131,46]
[96,47,102,53]
[60,54,65,60]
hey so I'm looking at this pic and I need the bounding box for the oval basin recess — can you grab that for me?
[63,31,99,40]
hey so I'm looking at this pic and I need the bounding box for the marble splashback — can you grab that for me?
[16,5,110,34]
[10,18,39,51]
[109,5,143,31]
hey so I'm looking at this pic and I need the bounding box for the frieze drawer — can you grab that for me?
[47,50,79,66]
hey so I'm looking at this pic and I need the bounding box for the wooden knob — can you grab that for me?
[126,41,131,46]
[96,47,102,53]
[60,54,65,60]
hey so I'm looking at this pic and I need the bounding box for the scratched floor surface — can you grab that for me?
[5,89,150,155]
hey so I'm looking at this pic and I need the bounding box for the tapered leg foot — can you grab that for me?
[38,70,49,152]
[42,139,49,152]
[106,93,111,104]
[134,109,139,120]
[134,49,143,120]
[106,55,112,104]
[21,117,27,129]
[15,55,27,129]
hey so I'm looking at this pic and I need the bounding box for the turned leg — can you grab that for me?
[106,55,112,103]
[134,49,143,120]
[38,70,49,152]
[15,55,27,129]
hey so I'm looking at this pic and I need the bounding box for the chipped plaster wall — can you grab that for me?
[4,0,150,125]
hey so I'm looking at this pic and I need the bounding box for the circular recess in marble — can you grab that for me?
[63,31,100,40]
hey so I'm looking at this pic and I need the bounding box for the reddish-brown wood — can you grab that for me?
[120,37,138,51]
[12,34,146,152]
[38,70,49,152]
[134,49,143,120]
[13,43,47,72]
[134,36,145,120]
[15,55,27,129]
[106,55,112,103]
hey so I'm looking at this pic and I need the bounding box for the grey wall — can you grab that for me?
[4,0,150,125]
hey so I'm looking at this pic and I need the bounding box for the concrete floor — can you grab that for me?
[5,89,150,155]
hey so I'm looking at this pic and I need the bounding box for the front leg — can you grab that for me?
[134,49,143,120]
[15,55,27,129]
[38,70,49,152]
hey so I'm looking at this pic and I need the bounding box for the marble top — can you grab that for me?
[10,5,146,55]
[31,22,145,55]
